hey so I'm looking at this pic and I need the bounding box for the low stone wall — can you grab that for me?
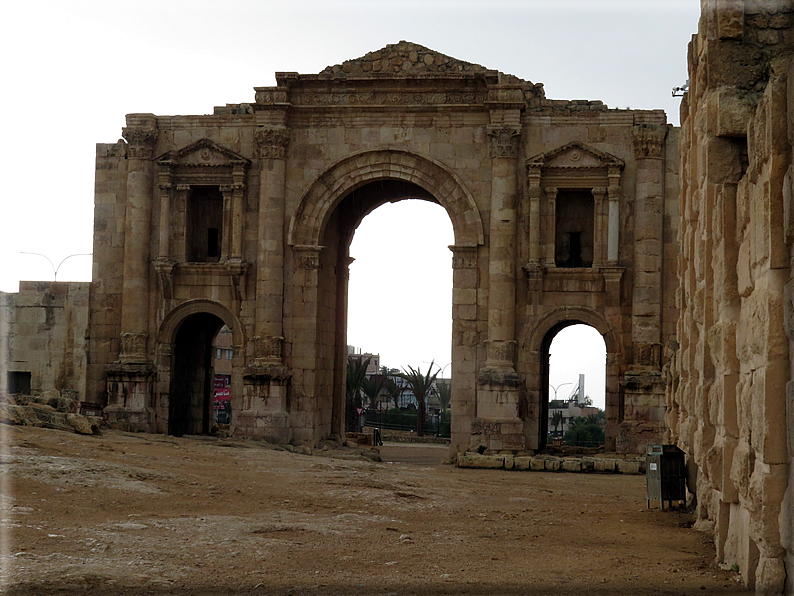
[457,452,645,474]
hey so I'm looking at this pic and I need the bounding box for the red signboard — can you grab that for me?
[356,407,364,416]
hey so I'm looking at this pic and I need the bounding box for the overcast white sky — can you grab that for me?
[0,1,700,409]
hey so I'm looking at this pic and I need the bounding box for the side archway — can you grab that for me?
[524,307,622,451]
[288,148,485,248]
[155,300,245,436]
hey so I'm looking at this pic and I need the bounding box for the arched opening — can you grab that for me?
[288,149,484,449]
[347,198,453,435]
[538,321,611,450]
[169,312,225,436]
[544,324,606,448]
[322,180,452,436]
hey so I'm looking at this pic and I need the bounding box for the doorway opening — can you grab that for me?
[540,323,606,449]
[169,312,225,436]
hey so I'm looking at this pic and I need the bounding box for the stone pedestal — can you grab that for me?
[239,363,292,443]
[616,370,666,453]
[104,363,156,431]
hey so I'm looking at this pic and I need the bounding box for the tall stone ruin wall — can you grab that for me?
[669,1,794,592]
[0,282,89,400]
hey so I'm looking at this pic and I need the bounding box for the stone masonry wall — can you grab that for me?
[1,282,89,401]
[669,1,794,593]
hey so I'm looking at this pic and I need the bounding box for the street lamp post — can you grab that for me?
[549,382,573,401]
[20,252,92,282]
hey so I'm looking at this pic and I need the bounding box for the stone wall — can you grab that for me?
[669,1,794,592]
[0,282,89,401]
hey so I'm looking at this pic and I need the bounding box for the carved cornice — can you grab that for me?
[254,127,290,159]
[487,126,521,159]
[253,87,289,105]
[122,128,159,160]
[292,91,488,107]
[632,124,667,159]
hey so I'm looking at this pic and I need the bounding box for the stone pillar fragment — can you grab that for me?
[474,123,524,453]
[631,124,667,368]
[241,126,292,442]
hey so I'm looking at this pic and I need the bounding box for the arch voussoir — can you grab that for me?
[288,149,485,248]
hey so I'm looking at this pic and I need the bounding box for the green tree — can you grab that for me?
[398,361,441,437]
[345,357,369,432]
[564,416,605,447]
[551,410,564,436]
[383,377,404,410]
[361,375,387,410]
[436,380,451,412]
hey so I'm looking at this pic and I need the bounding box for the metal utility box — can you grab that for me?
[646,444,686,510]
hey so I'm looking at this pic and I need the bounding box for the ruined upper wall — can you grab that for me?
[670,1,794,593]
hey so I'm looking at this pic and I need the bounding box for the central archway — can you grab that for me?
[287,149,484,447]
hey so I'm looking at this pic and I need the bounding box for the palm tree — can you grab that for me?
[346,357,370,432]
[436,380,451,412]
[397,361,440,437]
[383,377,404,410]
[361,375,387,410]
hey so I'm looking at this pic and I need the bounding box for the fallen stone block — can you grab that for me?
[544,457,562,471]
[594,458,616,472]
[562,458,582,472]
[617,460,641,474]
[581,457,596,471]
[513,456,531,471]
[457,453,505,469]
[530,457,546,471]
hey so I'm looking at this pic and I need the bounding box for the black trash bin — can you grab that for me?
[646,444,686,510]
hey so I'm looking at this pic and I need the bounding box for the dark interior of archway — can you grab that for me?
[320,179,440,435]
[170,313,224,436]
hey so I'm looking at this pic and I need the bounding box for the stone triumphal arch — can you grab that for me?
[88,42,679,454]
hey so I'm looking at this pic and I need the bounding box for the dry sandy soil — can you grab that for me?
[1,425,749,596]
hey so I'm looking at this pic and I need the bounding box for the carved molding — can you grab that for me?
[487,126,521,159]
[122,128,159,160]
[632,124,667,159]
[253,88,289,105]
[293,91,487,107]
[293,245,322,270]
[254,127,291,159]
[450,245,478,269]
[485,339,517,365]
[255,335,284,361]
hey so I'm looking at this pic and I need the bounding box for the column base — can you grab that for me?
[239,367,292,443]
[105,362,157,432]
[469,417,526,453]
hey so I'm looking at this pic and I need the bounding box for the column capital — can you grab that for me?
[487,125,521,159]
[122,127,159,159]
[255,126,291,159]
[292,244,323,270]
[449,245,478,269]
[632,124,667,159]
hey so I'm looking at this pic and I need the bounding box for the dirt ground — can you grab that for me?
[2,425,749,596]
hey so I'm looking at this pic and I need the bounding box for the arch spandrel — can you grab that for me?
[288,149,485,248]
[525,306,620,356]
[158,299,244,347]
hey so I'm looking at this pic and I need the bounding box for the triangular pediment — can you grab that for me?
[528,142,624,170]
[319,40,494,77]
[156,138,249,167]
